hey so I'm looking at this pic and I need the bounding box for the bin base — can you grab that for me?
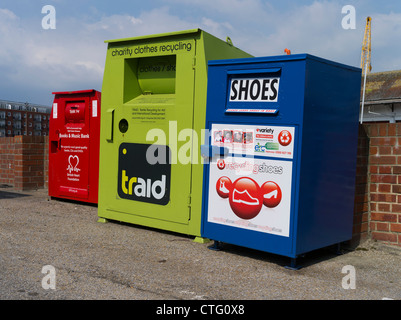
[193,237,210,244]
[335,243,344,255]
[284,258,302,271]
[97,217,108,223]
[207,241,223,251]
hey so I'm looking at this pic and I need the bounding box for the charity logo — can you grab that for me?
[121,170,167,200]
[118,143,171,205]
[67,155,80,174]
[278,130,292,146]
[217,159,226,170]
[216,176,282,220]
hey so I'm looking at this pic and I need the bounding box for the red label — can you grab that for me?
[278,130,292,146]
[229,177,263,220]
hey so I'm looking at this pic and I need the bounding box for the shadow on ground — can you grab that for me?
[0,189,31,200]
[207,241,351,270]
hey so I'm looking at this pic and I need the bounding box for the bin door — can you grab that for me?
[201,62,298,256]
[57,98,91,199]
[112,39,196,225]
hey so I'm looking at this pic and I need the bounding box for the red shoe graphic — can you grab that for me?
[261,181,282,208]
[220,180,229,194]
[263,189,277,199]
[216,176,232,199]
[232,189,260,206]
[229,177,262,220]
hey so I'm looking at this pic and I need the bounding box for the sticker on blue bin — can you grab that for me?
[211,123,295,159]
[225,109,278,114]
[229,77,280,102]
[207,156,292,237]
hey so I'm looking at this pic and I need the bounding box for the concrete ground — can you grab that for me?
[0,188,400,301]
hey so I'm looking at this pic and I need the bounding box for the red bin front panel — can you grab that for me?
[48,90,101,204]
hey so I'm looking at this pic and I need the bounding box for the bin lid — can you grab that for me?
[52,89,98,95]
[104,28,202,44]
[207,53,361,72]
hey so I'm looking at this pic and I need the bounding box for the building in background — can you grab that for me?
[360,70,401,123]
[0,100,51,137]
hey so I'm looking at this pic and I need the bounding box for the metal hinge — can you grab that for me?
[188,194,192,221]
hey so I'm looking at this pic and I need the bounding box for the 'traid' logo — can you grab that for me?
[118,143,171,205]
[121,170,166,200]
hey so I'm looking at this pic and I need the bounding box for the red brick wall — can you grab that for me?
[353,125,370,244]
[0,136,48,191]
[44,136,49,188]
[365,123,401,247]
[0,137,16,186]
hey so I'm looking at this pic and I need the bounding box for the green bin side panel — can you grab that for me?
[189,31,253,237]
[98,29,252,237]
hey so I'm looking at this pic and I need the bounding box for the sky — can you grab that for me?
[0,0,400,107]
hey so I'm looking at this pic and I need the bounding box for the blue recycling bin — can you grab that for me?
[201,54,361,268]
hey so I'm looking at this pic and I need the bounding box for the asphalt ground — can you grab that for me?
[0,188,400,309]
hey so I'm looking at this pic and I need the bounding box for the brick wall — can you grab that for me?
[0,137,16,186]
[0,136,47,191]
[44,136,49,189]
[364,123,401,246]
[352,125,370,244]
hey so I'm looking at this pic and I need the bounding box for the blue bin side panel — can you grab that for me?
[294,57,361,255]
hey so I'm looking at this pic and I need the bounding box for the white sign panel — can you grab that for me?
[229,77,280,102]
[207,156,292,237]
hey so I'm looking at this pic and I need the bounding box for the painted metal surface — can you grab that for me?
[97,29,252,237]
[201,54,361,258]
[48,89,101,204]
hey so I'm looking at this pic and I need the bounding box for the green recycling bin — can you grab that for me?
[98,29,252,240]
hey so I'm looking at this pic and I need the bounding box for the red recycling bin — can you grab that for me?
[48,89,101,204]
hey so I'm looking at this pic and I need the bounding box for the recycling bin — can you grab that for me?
[201,54,361,267]
[48,89,101,204]
[97,29,252,239]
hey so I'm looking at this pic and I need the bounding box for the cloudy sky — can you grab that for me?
[0,0,400,106]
